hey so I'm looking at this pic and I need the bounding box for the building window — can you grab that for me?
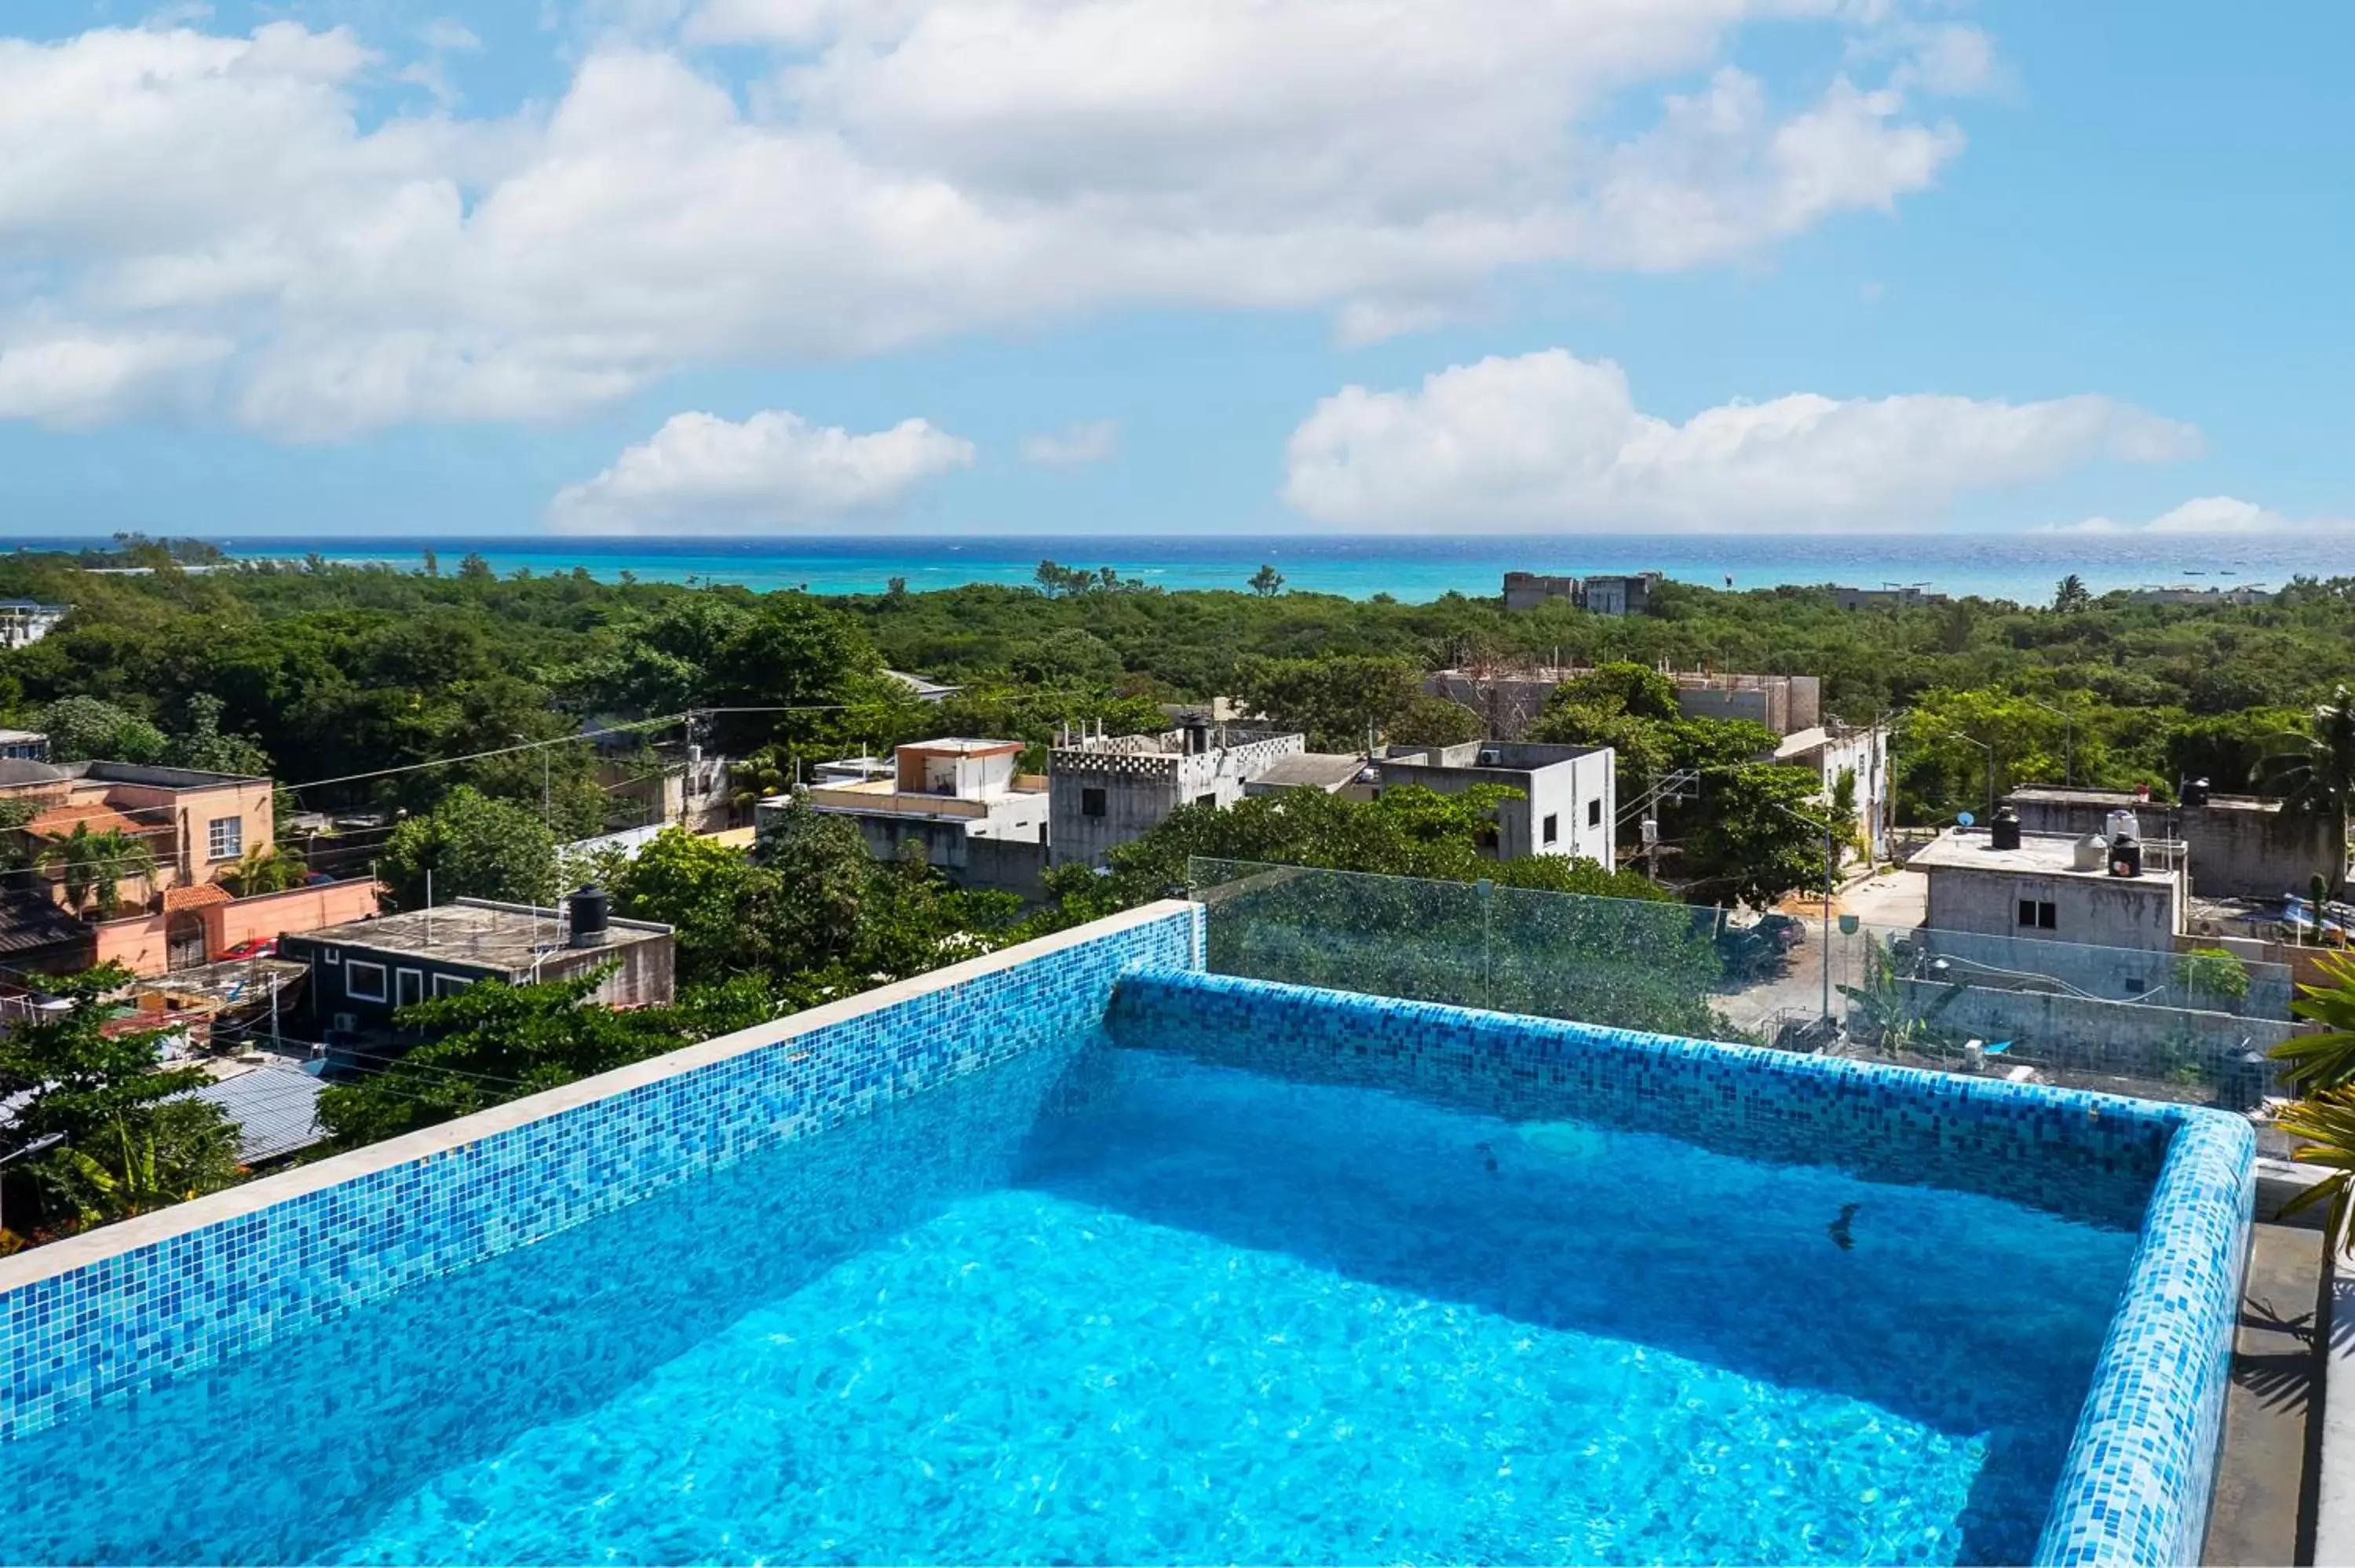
[1081,787,1107,819]
[345,959,387,1001]
[1195,793,1218,808]
[1542,813,1559,846]
[431,973,472,999]
[2017,899,2057,930]
[206,815,243,862]
[1587,799,1603,828]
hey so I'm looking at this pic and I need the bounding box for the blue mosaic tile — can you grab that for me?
[1106,968,2255,1568]
[0,910,1196,1443]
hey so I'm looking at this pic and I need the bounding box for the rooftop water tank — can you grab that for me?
[2072,833,2109,872]
[2104,808,2142,844]
[1989,805,2022,851]
[2109,833,2143,879]
[568,884,611,948]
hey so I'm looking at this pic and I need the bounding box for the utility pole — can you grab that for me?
[2027,698,2074,787]
[1776,803,1835,1025]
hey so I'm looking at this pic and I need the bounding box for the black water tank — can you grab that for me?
[568,884,612,948]
[1990,805,2022,851]
[2109,834,2142,878]
[2182,776,2211,807]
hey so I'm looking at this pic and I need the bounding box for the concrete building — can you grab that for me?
[0,600,68,648]
[1425,665,1822,741]
[0,730,46,762]
[1368,742,1617,867]
[1911,825,2186,951]
[279,892,674,1034]
[1502,572,1581,611]
[1774,724,1890,861]
[0,759,275,911]
[1579,574,1660,616]
[2005,785,2347,899]
[1831,584,1951,612]
[1049,726,1306,867]
[1500,571,1661,614]
[777,739,1052,897]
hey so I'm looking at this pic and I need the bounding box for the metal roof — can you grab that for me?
[191,1061,327,1163]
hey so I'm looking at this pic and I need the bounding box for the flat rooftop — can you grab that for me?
[1911,829,2180,882]
[1248,753,1370,791]
[899,738,1021,757]
[293,899,670,971]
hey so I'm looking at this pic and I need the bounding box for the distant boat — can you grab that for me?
[2182,568,2207,575]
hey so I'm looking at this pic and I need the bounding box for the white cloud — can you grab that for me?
[0,330,230,427]
[2054,497,2350,535]
[1283,349,2200,532]
[1020,418,1120,468]
[550,408,975,532]
[423,20,484,53]
[0,6,1977,436]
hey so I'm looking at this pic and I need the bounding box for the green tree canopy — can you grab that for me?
[0,965,243,1233]
[39,696,168,765]
[380,786,558,909]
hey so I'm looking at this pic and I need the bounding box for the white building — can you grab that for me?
[1911,822,2186,952]
[772,739,1051,895]
[0,601,66,649]
[1366,742,1617,869]
[1050,726,1307,867]
[1773,724,1890,861]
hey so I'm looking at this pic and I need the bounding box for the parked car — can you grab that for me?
[219,938,277,961]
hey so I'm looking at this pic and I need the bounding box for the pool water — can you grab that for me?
[0,1034,2140,1566]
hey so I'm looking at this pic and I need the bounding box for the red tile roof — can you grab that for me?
[27,803,141,838]
[162,883,232,913]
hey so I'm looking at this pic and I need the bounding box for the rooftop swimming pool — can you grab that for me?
[0,905,2253,1566]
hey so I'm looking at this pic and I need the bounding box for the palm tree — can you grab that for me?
[221,843,304,898]
[2262,686,2355,822]
[33,824,159,917]
[2052,574,2091,613]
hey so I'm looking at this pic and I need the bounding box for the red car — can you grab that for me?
[220,938,278,961]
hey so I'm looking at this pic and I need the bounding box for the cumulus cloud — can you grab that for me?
[2054,497,2350,534]
[550,408,975,532]
[0,330,230,427]
[1020,418,1120,468]
[1283,349,2200,532]
[0,5,1979,436]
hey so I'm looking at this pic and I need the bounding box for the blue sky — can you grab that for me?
[0,1,2346,539]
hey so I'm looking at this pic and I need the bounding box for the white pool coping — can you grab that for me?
[0,898,1199,1299]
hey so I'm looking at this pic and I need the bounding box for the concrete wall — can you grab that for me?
[2010,792,2346,899]
[1050,733,1305,866]
[205,880,382,954]
[84,879,385,977]
[1922,864,2185,952]
[1889,979,2292,1095]
[966,836,1050,901]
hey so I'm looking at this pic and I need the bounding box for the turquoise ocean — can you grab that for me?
[144,533,2355,605]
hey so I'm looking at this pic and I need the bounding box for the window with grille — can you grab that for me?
[206,815,243,862]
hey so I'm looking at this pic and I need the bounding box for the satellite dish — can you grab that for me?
[1957,811,1977,828]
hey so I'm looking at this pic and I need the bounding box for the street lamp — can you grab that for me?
[0,1132,64,1242]
[511,731,552,829]
[1950,731,1996,820]
[2025,698,2075,787]
[1773,801,1836,1026]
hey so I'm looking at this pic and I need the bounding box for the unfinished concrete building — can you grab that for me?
[1048,725,1306,867]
